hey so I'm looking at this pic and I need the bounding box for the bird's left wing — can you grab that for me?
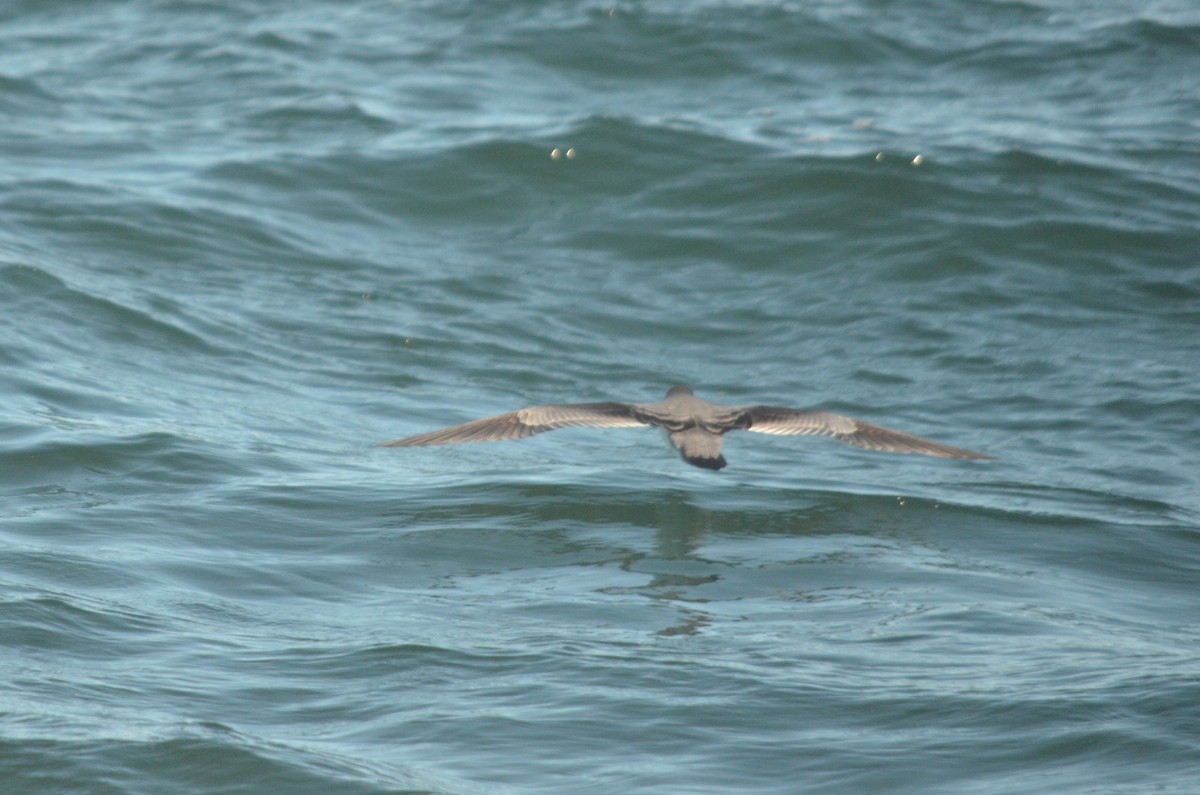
[736,406,993,460]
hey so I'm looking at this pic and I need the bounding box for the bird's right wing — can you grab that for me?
[380,402,650,446]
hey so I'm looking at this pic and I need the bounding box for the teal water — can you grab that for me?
[2,2,1199,793]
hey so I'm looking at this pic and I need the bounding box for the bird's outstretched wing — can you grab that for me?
[380,402,649,447]
[738,407,993,460]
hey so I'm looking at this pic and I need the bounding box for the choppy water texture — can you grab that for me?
[3,2,1199,793]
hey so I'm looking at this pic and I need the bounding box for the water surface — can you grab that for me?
[2,2,1198,793]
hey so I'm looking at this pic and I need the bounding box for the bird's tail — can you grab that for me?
[668,429,727,470]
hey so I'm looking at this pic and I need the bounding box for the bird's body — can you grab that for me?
[381,385,992,469]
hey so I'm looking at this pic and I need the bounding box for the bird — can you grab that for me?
[380,385,993,470]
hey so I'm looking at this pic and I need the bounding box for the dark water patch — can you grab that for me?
[0,431,252,494]
[0,72,59,113]
[1096,15,1200,53]
[0,734,438,795]
[498,3,900,80]
[1,593,166,657]
[250,641,543,689]
[938,8,1200,74]
[244,97,398,140]
[152,551,375,606]
[8,185,314,278]
[1136,278,1200,303]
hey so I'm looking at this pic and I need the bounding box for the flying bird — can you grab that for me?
[381,385,992,470]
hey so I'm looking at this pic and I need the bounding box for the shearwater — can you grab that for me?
[381,385,993,470]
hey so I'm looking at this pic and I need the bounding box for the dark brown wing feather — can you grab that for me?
[739,407,993,460]
[380,402,649,447]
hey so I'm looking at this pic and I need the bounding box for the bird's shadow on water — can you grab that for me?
[378,470,984,636]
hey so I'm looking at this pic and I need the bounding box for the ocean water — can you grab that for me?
[2,1,1199,793]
